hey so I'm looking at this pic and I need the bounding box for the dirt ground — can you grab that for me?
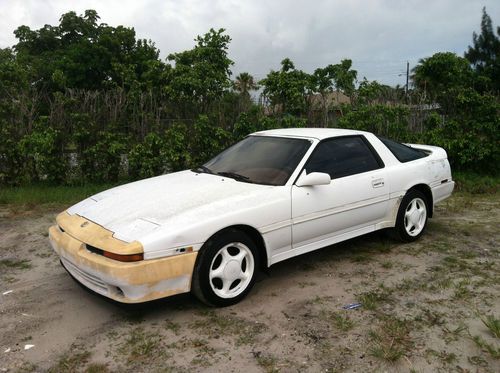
[0,192,499,373]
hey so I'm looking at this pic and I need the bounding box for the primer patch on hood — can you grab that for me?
[113,218,160,242]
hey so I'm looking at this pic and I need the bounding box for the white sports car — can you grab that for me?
[49,128,454,306]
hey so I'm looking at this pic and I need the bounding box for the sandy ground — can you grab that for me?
[0,192,499,373]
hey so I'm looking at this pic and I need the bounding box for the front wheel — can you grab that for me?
[192,230,259,307]
[393,190,429,242]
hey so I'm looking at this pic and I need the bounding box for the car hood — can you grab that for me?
[67,170,274,242]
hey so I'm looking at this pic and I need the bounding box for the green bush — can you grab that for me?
[422,90,499,173]
[128,132,167,179]
[163,122,192,171]
[190,115,231,166]
[79,131,127,182]
[338,105,412,142]
[0,123,24,185]
[18,121,67,183]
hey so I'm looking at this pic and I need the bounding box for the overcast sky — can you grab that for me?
[1,0,498,86]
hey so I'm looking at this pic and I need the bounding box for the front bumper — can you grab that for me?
[48,222,198,303]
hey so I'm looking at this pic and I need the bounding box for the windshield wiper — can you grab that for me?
[191,165,214,174]
[216,171,251,182]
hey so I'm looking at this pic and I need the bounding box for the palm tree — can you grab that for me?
[233,72,258,98]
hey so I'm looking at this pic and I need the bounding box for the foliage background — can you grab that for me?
[0,9,498,186]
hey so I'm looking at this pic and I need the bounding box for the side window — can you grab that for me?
[305,136,382,179]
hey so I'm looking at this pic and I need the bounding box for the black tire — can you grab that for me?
[393,189,429,242]
[192,230,259,307]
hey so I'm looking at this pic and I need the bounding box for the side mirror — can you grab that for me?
[296,172,331,187]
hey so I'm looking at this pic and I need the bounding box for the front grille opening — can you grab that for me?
[86,244,104,256]
[58,225,65,233]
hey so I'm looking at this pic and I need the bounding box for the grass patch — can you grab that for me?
[380,260,394,269]
[85,363,110,373]
[120,327,162,363]
[351,252,372,263]
[0,184,118,205]
[330,312,355,332]
[0,259,31,270]
[254,351,279,373]
[368,317,413,362]
[358,285,393,311]
[190,310,266,345]
[453,172,499,194]
[479,314,500,339]
[164,319,181,335]
[471,335,500,359]
[48,350,91,373]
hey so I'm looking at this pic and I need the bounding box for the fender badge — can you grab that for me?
[80,221,89,228]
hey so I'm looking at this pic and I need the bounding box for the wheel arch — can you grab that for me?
[202,224,268,271]
[408,183,433,217]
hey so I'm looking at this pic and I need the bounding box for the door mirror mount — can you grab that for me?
[296,172,331,187]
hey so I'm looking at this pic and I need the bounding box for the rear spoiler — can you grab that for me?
[405,144,449,159]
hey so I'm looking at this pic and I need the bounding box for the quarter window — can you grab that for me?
[378,137,428,163]
[305,136,382,179]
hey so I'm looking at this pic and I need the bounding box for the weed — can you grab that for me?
[468,355,489,367]
[358,286,393,311]
[254,351,279,373]
[471,335,500,359]
[440,351,457,364]
[442,256,470,272]
[0,259,31,270]
[442,324,468,343]
[306,295,332,305]
[164,319,181,335]
[453,279,472,299]
[330,312,355,332]
[190,310,265,345]
[351,253,372,263]
[85,363,110,373]
[436,277,453,289]
[188,338,216,367]
[396,277,428,292]
[380,260,393,269]
[120,327,162,363]
[48,350,91,373]
[368,317,413,362]
[422,309,446,326]
[479,314,500,338]
[15,362,38,373]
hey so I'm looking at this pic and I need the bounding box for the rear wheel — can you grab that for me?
[192,230,259,307]
[394,190,428,242]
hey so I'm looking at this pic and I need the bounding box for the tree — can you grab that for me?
[311,65,335,125]
[259,58,313,115]
[233,72,258,111]
[167,28,233,111]
[356,78,405,105]
[233,72,258,97]
[412,52,473,109]
[465,7,500,92]
[12,9,163,91]
[331,59,357,98]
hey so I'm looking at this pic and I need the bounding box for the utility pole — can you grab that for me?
[405,61,409,96]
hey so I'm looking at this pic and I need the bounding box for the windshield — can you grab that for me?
[197,136,311,186]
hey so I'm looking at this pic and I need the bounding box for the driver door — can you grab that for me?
[291,135,389,252]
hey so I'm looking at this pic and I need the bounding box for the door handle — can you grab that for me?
[372,178,385,188]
